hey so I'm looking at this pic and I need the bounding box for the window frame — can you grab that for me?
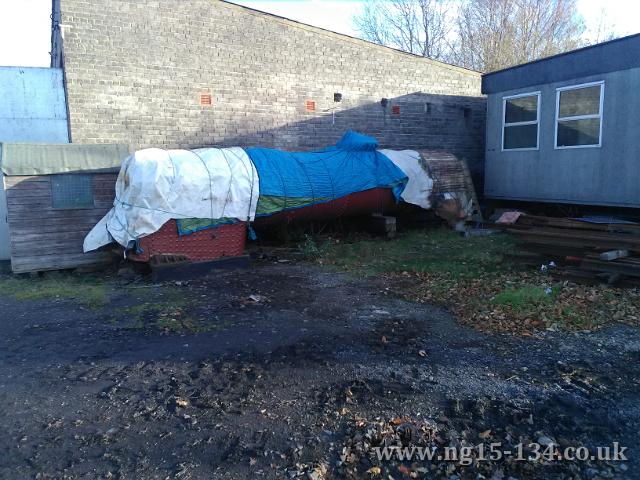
[554,80,604,150]
[501,91,541,152]
[50,173,96,210]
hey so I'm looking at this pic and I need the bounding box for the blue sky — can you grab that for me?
[1,0,638,67]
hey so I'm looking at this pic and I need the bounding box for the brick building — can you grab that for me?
[51,0,486,176]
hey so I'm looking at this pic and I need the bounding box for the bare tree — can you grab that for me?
[583,6,619,45]
[453,0,586,72]
[353,0,454,61]
[354,0,599,73]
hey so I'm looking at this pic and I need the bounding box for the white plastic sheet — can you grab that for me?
[379,149,433,209]
[84,147,259,252]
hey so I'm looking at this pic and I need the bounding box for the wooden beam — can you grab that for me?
[599,249,629,261]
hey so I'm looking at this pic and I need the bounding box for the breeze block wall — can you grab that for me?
[54,0,486,178]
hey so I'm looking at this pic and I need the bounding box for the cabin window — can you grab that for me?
[555,81,604,148]
[502,92,540,150]
[51,174,94,209]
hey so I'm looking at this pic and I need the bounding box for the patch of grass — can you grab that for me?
[0,273,110,308]
[492,285,556,310]
[118,296,187,332]
[115,289,228,334]
[309,228,640,335]
[319,228,516,279]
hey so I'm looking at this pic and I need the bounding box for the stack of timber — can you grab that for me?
[502,214,640,286]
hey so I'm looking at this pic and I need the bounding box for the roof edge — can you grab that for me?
[218,0,481,77]
[483,32,640,78]
[0,66,62,71]
[1,143,130,176]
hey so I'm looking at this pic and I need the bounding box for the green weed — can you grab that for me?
[491,285,556,310]
[0,273,110,308]
[116,290,229,334]
[298,234,332,260]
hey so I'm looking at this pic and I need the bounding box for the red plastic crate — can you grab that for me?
[129,220,247,262]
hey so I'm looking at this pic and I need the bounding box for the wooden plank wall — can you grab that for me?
[5,173,118,273]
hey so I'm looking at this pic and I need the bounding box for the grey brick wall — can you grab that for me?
[56,0,485,175]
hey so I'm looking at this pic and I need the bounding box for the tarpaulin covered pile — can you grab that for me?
[83,147,259,252]
[247,131,408,216]
[84,131,433,253]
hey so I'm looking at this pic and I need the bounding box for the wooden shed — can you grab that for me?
[1,143,129,273]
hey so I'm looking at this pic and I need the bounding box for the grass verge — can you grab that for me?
[309,228,640,335]
[0,273,110,308]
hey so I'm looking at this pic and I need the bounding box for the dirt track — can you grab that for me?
[0,262,638,479]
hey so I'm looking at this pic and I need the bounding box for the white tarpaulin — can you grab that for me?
[380,149,433,209]
[84,147,259,252]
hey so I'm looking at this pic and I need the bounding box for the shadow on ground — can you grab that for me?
[0,262,638,479]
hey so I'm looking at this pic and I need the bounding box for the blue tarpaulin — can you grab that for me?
[246,131,408,216]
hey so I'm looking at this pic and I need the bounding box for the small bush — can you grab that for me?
[298,235,331,260]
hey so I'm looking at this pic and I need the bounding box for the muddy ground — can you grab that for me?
[0,260,638,479]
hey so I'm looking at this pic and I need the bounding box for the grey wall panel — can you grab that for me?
[0,67,69,143]
[484,67,640,207]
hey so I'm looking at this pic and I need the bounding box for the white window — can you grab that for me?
[555,81,604,149]
[502,92,540,151]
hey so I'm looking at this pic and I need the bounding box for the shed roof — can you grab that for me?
[482,33,640,94]
[0,143,129,176]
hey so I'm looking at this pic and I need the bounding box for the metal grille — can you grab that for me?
[51,174,94,209]
[199,93,212,106]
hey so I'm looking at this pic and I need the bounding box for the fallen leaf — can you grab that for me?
[390,417,408,425]
[479,429,491,439]
[174,398,189,408]
[418,350,427,357]
[367,466,381,476]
